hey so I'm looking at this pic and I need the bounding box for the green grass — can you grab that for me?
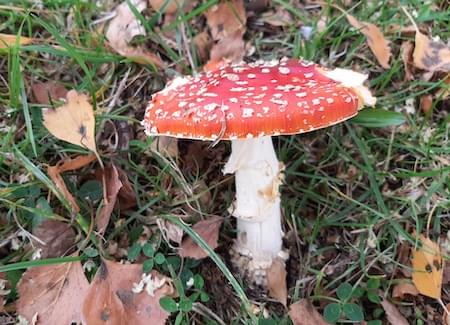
[0,0,449,324]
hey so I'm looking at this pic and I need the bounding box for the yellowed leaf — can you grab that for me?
[0,33,32,49]
[32,81,68,105]
[82,259,170,325]
[43,90,97,154]
[289,299,328,325]
[267,257,287,306]
[414,32,450,72]
[106,0,163,67]
[346,14,391,69]
[17,259,89,324]
[179,216,223,259]
[411,234,443,299]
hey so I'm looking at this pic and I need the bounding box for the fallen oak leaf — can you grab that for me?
[17,259,88,325]
[380,299,409,325]
[289,299,328,325]
[0,33,33,49]
[179,216,223,259]
[106,0,163,68]
[411,234,443,299]
[82,259,170,325]
[414,31,450,72]
[267,257,287,306]
[346,14,391,69]
[43,90,98,155]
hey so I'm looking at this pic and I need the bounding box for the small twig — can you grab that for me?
[401,6,419,32]
[12,212,45,246]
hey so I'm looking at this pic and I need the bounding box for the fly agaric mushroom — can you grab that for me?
[143,58,375,285]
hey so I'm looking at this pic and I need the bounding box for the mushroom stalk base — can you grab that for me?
[223,136,285,285]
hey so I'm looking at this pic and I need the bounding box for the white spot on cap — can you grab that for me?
[312,98,320,105]
[178,101,188,108]
[278,67,290,74]
[296,92,307,98]
[326,98,335,104]
[262,106,270,113]
[229,97,238,103]
[230,87,247,92]
[236,80,249,86]
[247,73,256,79]
[304,72,314,78]
[203,92,218,97]
[242,108,254,118]
[204,103,218,111]
[246,133,254,138]
[172,111,181,118]
[345,97,352,103]
[225,73,239,81]
[261,68,270,73]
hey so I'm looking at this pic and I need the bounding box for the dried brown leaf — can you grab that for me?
[413,32,450,72]
[157,219,184,244]
[289,299,328,325]
[117,167,137,210]
[401,41,414,81]
[32,219,76,258]
[106,0,163,67]
[193,31,212,62]
[47,154,97,215]
[31,81,68,105]
[380,299,409,325]
[260,7,293,27]
[420,94,433,114]
[0,33,33,49]
[267,258,287,306]
[43,90,98,154]
[205,0,246,64]
[150,136,178,158]
[392,282,419,299]
[82,259,170,325]
[17,260,89,324]
[97,164,123,235]
[0,273,9,313]
[346,14,391,69]
[179,216,223,259]
[148,0,179,14]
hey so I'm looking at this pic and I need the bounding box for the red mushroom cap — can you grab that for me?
[143,58,362,140]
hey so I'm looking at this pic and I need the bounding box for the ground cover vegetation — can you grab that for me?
[0,0,450,324]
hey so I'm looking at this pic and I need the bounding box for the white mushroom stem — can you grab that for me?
[223,136,284,277]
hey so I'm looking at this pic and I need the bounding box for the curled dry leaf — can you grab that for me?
[150,136,178,158]
[0,273,9,313]
[43,90,98,155]
[179,216,223,259]
[346,14,391,69]
[0,33,33,49]
[289,299,328,325]
[401,41,414,81]
[157,219,184,245]
[82,259,170,325]
[47,154,97,215]
[106,0,163,67]
[392,282,419,299]
[116,167,137,210]
[266,257,287,306]
[413,32,450,72]
[32,219,76,258]
[411,234,443,299]
[31,81,68,105]
[96,164,123,235]
[17,259,89,325]
[205,0,246,64]
[193,31,212,63]
[420,94,433,114]
[380,299,409,325]
[260,7,294,27]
